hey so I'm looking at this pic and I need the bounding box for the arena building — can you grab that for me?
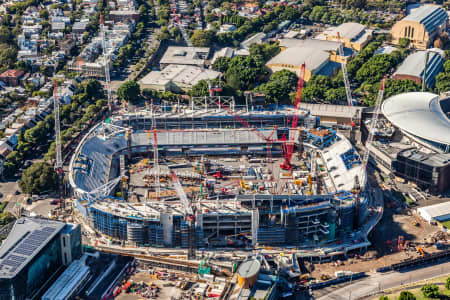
[69,99,372,254]
[381,92,450,153]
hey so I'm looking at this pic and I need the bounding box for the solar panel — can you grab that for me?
[14,248,33,256]
[7,254,25,263]
[3,260,20,267]
[24,240,41,248]
[41,226,55,233]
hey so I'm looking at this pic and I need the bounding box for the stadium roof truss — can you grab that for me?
[96,122,129,140]
[190,95,235,111]
[81,175,124,203]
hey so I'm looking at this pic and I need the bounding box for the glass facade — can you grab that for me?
[0,224,82,300]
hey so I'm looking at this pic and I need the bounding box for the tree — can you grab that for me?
[190,29,215,47]
[82,79,104,100]
[421,284,439,298]
[212,56,232,72]
[385,79,420,98]
[249,43,280,62]
[435,72,450,93]
[254,70,298,104]
[446,277,450,290]
[398,38,410,48]
[39,9,49,20]
[378,296,389,300]
[398,291,416,300]
[19,162,57,195]
[117,80,140,104]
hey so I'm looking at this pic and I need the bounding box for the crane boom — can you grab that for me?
[53,80,64,209]
[100,13,112,114]
[337,32,353,107]
[169,170,193,216]
[280,63,305,170]
[360,77,386,185]
[217,102,277,143]
[171,8,192,47]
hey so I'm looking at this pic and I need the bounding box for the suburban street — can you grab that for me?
[318,261,450,300]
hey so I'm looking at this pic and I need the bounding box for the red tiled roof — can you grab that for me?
[0,70,25,79]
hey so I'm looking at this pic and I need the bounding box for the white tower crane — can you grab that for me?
[360,76,386,187]
[337,32,353,107]
[53,80,64,209]
[100,13,112,114]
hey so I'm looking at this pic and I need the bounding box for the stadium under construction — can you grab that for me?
[69,98,375,255]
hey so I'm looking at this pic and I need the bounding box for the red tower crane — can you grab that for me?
[280,62,305,170]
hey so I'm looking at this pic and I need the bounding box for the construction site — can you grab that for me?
[67,82,387,258]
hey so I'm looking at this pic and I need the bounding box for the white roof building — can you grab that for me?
[160,47,210,67]
[381,92,450,153]
[139,65,220,92]
[418,201,450,223]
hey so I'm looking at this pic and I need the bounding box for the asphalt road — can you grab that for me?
[317,261,450,300]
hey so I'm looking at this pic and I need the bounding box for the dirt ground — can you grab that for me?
[115,271,185,300]
[310,204,445,280]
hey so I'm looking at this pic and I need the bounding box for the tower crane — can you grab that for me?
[100,13,112,114]
[360,76,386,189]
[53,80,64,209]
[337,32,353,107]
[169,168,196,259]
[171,8,192,47]
[280,62,305,170]
[150,101,160,201]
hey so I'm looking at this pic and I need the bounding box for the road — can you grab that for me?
[317,261,450,300]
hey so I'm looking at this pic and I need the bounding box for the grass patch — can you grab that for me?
[0,201,8,213]
[404,195,415,206]
[440,220,450,230]
[375,275,450,300]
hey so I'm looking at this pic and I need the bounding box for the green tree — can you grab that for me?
[82,79,104,100]
[421,284,439,298]
[39,9,49,20]
[398,38,410,48]
[385,79,420,98]
[378,296,389,300]
[117,80,140,104]
[24,121,47,146]
[303,75,333,102]
[190,29,215,47]
[446,277,450,290]
[249,43,280,62]
[398,291,416,300]
[19,162,57,195]
[254,70,298,104]
[212,56,232,72]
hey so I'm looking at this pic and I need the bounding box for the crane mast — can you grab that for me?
[100,13,112,114]
[53,80,64,208]
[360,77,386,186]
[280,62,305,170]
[337,32,353,107]
[151,103,160,201]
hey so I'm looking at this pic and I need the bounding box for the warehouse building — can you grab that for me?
[318,22,373,51]
[159,46,210,68]
[393,50,444,88]
[391,5,448,50]
[138,65,220,92]
[266,39,349,80]
[0,218,82,300]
